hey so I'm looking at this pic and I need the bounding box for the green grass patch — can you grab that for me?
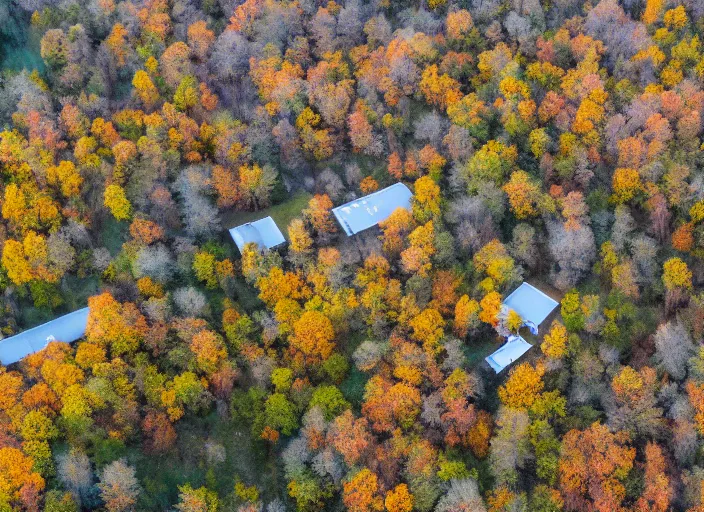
[232,277,263,313]
[100,216,129,256]
[463,338,498,368]
[61,275,100,312]
[130,412,284,510]
[340,367,368,411]
[2,46,44,73]
[221,192,313,238]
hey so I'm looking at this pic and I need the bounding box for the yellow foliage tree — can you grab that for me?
[385,484,414,512]
[479,291,502,326]
[409,308,445,353]
[454,295,480,337]
[290,310,335,367]
[104,184,132,221]
[663,257,692,290]
[541,320,568,359]
[400,221,435,277]
[642,0,665,25]
[413,176,441,223]
[132,70,160,110]
[46,160,83,198]
[498,362,545,409]
[503,170,541,219]
[611,168,643,204]
[288,218,313,256]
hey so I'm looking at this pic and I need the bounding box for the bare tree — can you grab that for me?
[173,287,208,317]
[654,320,694,381]
[98,459,140,512]
[57,450,93,505]
[414,111,445,148]
[435,478,487,512]
[547,220,596,290]
[133,244,175,283]
[488,406,531,486]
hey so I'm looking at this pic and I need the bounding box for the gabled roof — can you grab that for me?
[229,216,286,253]
[485,335,533,373]
[502,282,559,328]
[0,307,90,366]
[332,183,413,236]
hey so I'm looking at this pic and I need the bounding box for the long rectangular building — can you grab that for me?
[332,183,413,236]
[485,335,533,373]
[0,307,90,366]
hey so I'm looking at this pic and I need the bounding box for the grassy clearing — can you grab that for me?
[61,275,100,312]
[2,47,44,72]
[133,413,284,510]
[464,338,499,368]
[221,192,313,238]
[100,216,130,256]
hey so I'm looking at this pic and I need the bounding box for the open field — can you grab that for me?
[221,192,313,239]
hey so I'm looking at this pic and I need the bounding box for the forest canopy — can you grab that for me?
[1,0,704,510]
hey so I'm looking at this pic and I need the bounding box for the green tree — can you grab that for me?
[264,393,298,436]
[309,385,350,421]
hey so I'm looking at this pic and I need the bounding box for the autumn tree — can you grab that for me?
[0,447,45,508]
[132,70,160,110]
[541,321,568,359]
[559,422,635,512]
[98,459,140,512]
[385,484,414,512]
[454,295,480,337]
[304,194,337,236]
[343,469,383,512]
[634,443,672,512]
[413,176,441,223]
[289,310,335,368]
[187,21,215,61]
[104,184,132,221]
[86,293,147,356]
[498,362,545,410]
[663,257,692,311]
[503,170,543,219]
[400,221,435,277]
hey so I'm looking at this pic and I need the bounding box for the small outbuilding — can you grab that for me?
[0,307,90,366]
[502,282,559,333]
[228,216,286,253]
[485,335,534,373]
[485,283,559,374]
[332,183,413,236]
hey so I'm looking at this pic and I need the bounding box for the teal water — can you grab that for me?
[0,5,44,73]
[2,44,45,72]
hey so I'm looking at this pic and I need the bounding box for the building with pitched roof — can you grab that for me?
[0,307,90,366]
[228,216,286,253]
[332,183,413,236]
[485,283,559,373]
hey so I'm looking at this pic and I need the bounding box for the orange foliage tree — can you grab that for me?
[559,422,635,512]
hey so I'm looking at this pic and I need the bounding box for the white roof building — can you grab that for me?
[485,283,559,374]
[485,335,533,373]
[0,307,90,366]
[228,216,286,253]
[502,282,559,329]
[332,183,413,236]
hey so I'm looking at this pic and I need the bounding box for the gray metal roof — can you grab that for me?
[332,183,413,236]
[502,283,559,328]
[0,307,90,366]
[228,216,286,253]
[485,335,533,373]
